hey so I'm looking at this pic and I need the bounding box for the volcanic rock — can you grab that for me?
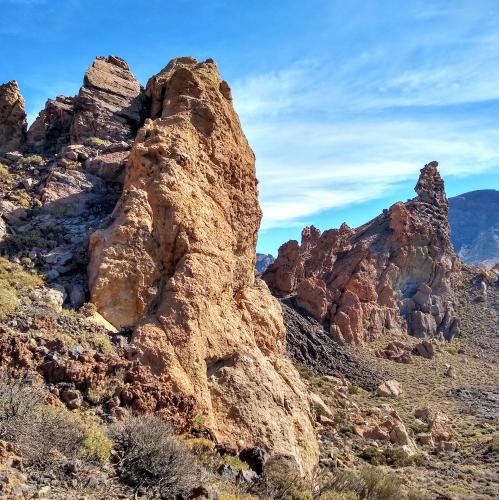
[88,57,318,473]
[376,379,402,397]
[26,96,75,153]
[70,56,145,144]
[264,161,460,344]
[0,81,27,153]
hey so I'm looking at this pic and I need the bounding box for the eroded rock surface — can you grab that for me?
[88,57,318,473]
[264,162,461,344]
[70,56,145,144]
[0,81,27,153]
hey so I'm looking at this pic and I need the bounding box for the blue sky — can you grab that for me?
[1,0,499,255]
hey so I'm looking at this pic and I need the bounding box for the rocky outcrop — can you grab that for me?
[70,56,145,144]
[0,81,27,153]
[449,190,499,268]
[264,162,461,344]
[255,253,275,273]
[26,96,75,154]
[88,57,318,473]
[26,56,145,154]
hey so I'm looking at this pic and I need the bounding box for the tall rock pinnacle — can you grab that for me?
[0,81,27,153]
[88,57,318,473]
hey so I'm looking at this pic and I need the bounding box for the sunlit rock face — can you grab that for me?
[264,161,461,344]
[88,57,319,474]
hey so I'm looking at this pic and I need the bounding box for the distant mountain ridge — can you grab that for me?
[255,253,275,273]
[449,189,499,268]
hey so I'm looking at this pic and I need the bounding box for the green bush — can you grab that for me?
[18,154,44,166]
[88,136,108,146]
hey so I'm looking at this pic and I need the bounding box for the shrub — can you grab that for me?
[18,405,87,470]
[88,136,108,146]
[13,189,32,208]
[255,455,312,500]
[18,154,44,166]
[222,455,249,472]
[317,467,427,500]
[184,437,215,452]
[0,163,12,185]
[109,414,204,498]
[0,370,43,440]
[81,420,113,461]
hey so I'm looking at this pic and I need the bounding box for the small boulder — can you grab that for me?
[376,380,402,398]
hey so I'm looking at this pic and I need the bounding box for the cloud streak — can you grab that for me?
[232,5,499,231]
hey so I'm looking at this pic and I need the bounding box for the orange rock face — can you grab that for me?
[88,57,318,473]
[264,162,461,345]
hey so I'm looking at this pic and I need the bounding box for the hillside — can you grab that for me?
[449,190,499,268]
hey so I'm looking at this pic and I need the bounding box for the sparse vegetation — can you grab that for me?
[18,154,44,166]
[0,256,43,319]
[88,136,108,146]
[109,414,204,498]
[317,467,427,500]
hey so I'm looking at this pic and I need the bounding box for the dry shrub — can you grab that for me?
[0,371,110,473]
[0,370,43,440]
[317,467,426,500]
[109,414,205,498]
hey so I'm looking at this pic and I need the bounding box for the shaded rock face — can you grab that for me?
[26,96,75,154]
[70,56,145,144]
[264,162,461,344]
[88,57,318,473]
[0,81,27,153]
[449,190,499,268]
[255,253,275,273]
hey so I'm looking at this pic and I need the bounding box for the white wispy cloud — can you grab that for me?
[232,8,499,230]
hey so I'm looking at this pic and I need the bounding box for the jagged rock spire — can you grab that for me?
[415,160,447,206]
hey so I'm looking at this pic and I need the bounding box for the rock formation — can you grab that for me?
[449,189,499,268]
[26,96,75,153]
[26,56,145,154]
[264,162,461,344]
[88,57,318,473]
[0,81,27,153]
[70,56,145,144]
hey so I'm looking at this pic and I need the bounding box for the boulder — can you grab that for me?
[85,151,128,182]
[26,96,75,154]
[376,380,402,398]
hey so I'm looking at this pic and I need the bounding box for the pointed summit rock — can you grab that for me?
[415,160,447,206]
[264,162,460,344]
[0,80,27,153]
[88,57,318,473]
[70,55,145,144]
